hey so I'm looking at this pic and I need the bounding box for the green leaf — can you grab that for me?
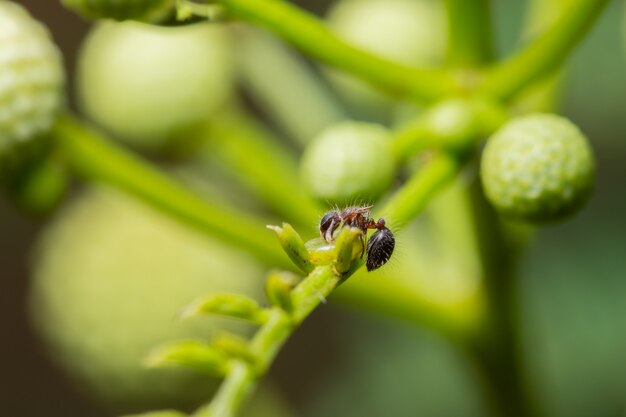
[213,332,257,365]
[267,223,314,273]
[181,294,269,324]
[144,340,229,377]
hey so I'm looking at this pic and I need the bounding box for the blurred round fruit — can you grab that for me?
[480,114,595,223]
[300,121,394,203]
[61,0,174,22]
[325,0,445,116]
[0,1,64,182]
[77,21,233,150]
[29,187,266,411]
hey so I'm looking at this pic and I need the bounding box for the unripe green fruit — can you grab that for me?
[300,121,394,203]
[0,1,64,181]
[77,21,233,150]
[61,0,174,22]
[480,114,595,223]
[326,0,445,115]
[29,187,265,411]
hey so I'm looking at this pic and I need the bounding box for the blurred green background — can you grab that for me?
[1,1,626,416]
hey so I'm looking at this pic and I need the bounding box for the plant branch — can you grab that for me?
[444,0,494,66]
[192,264,342,417]
[481,0,610,101]
[196,110,322,229]
[217,0,457,102]
[51,115,291,269]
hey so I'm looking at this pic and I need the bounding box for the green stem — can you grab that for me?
[193,266,339,417]
[235,27,346,145]
[444,0,493,66]
[481,0,610,100]
[197,111,322,229]
[462,188,540,417]
[219,0,457,102]
[51,115,291,269]
[382,153,462,228]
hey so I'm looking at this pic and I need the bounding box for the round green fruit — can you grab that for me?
[61,0,174,22]
[77,21,233,150]
[480,114,595,223]
[29,187,266,411]
[0,1,64,181]
[300,121,394,203]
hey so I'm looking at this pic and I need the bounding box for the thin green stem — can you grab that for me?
[444,0,493,66]
[51,115,291,269]
[218,0,457,103]
[382,153,463,228]
[481,0,610,101]
[197,111,322,229]
[193,266,339,417]
[236,27,346,145]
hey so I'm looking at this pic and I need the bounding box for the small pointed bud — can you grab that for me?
[267,223,314,273]
[144,340,229,377]
[181,294,269,324]
[266,271,299,314]
[334,227,364,274]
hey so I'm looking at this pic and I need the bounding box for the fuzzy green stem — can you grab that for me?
[51,115,291,269]
[193,266,339,417]
[444,0,493,66]
[481,0,610,100]
[218,0,457,102]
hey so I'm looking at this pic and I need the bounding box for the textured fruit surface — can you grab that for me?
[61,0,174,22]
[481,114,595,223]
[301,121,394,203]
[77,21,233,149]
[29,187,265,410]
[0,1,64,180]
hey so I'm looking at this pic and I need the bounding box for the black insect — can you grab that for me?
[319,206,395,271]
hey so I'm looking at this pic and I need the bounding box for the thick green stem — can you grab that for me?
[444,0,493,66]
[462,188,540,417]
[51,115,291,269]
[219,0,457,102]
[481,0,610,100]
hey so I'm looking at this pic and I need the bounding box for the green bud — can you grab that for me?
[61,0,174,22]
[267,223,314,273]
[145,340,229,377]
[265,271,299,314]
[305,238,336,266]
[333,227,364,275]
[481,113,595,223]
[300,122,394,203]
[0,1,64,182]
[182,294,269,324]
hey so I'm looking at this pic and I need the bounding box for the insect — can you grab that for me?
[319,206,395,271]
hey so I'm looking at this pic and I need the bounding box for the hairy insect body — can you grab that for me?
[319,206,395,271]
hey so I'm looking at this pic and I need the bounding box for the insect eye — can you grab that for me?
[366,227,395,271]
